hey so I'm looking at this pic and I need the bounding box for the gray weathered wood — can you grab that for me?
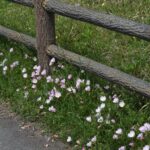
[34,0,55,72]
[44,0,150,41]
[12,0,150,41]
[47,45,150,97]
[0,25,36,48]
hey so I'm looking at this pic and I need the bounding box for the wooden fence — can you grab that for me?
[0,0,150,98]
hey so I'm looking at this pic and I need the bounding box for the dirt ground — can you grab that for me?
[0,103,69,150]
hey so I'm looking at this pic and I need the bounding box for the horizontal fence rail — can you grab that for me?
[0,25,150,98]
[0,25,36,48]
[12,0,150,41]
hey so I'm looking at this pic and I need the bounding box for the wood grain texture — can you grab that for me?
[12,0,150,41]
[34,0,55,72]
[44,0,150,41]
[0,25,36,48]
[47,45,150,98]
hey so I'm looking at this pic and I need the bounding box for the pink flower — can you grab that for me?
[67,74,72,80]
[35,65,41,75]
[76,78,84,89]
[139,123,150,133]
[82,147,86,150]
[137,133,144,140]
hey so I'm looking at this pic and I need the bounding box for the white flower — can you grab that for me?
[16,88,20,92]
[55,91,61,98]
[85,86,91,91]
[3,66,8,71]
[9,48,14,53]
[104,85,109,90]
[100,103,106,109]
[32,78,38,84]
[81,70,85,73]
[24,54,29,59]
[24,91,29,98]
[0,58,7,67]
[23,73,28,78]
[55,78,60,84]
[143,145,150,150]
[22,68,27,73]
[49,57,56,66]
[96,106,101,113]
[46,76,53,83]
[119,101,125,108]
[41,69,46,76]
[113,97,119,103]
[46,99,51,104]
[48,106,56,112]
[115,128,123,135]
[127,130,135,138]
[86,116,92,122]
[32,84,36,89]
[118,146,126,150]
[86,141,92,147]
[97,116,103,123]
[113,134,119,140]
[86,80,90,85]
[91,136,97,143]
[76,140,80,145]
[0,52,3,56]
[100,96,106,102]
[67,136,72,143]
[58,64,64,69]
[37,97,42,102]
[39,105,44,109]
[33,57,37,62]
[31,71,35,78]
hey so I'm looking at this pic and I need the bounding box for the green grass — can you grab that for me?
[0,0,150,149]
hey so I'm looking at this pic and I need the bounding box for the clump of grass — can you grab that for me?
[0,0,150,149]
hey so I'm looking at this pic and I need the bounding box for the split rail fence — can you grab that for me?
[0,0,150,98]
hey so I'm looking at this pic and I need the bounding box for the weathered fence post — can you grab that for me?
[34,0,55,73]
